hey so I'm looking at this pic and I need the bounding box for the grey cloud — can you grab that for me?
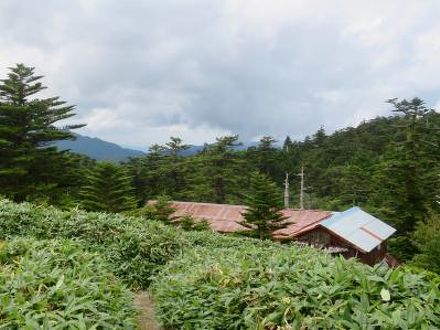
[1,0,440,147]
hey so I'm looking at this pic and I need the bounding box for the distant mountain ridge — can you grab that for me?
[55,134,146,161]
[55,134,256,161]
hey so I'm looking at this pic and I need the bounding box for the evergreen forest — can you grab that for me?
[1,64,439,270]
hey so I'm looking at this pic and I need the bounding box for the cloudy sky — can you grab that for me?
[1,1,440,150]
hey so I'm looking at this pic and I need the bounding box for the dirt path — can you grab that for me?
[134,291,161,330]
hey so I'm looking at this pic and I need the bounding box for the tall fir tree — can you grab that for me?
[0,64,84,201]
[203,135,245,204]
[256,135,280,178]
[127,143,166,204]
[79,162,137,212]
[162,137,190,199]
[240,171,288,240]
[282,136,293,152]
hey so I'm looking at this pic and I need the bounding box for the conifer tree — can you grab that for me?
[79,162,137,212]
[0,64,84,201]
[127,144,165,204]
[256,136,280,178]
[204,135,244,203]
[374,98,436,234]
[149,194,176,223]
[240,171,288,239]
[312,126,327,147]
[162,137,190,198]
[282,136,293,152]
[164,136,189,157]
[412,213,440,274]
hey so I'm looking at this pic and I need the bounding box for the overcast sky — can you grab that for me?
[1,1,440,150]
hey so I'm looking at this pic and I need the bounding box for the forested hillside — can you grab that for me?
[0,64,439,272]
[123,102,440,266]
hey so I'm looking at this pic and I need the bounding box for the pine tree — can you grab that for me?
[127,143,166,204]
[325,164,370,208]
[203,135,245,203]
[149,194,176,223]
[312,126,327,147]
[256,136,280,178]
[240,171,289,240]
[79,162,137,212]
[162,137,190,198]
[282,136,293,152]
[128,138,192,202]
[0,64,84,201]
[164,136,189,157]
[35,152,95,207]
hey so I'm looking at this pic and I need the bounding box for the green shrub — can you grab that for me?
[177,215,211,231]
[388,235,419,262]
[2,199,439,329]
[183,229,278,249]
[0,237,136,329]
[0,199,188,288]
[128,196,176,223]
[151,245,440,329]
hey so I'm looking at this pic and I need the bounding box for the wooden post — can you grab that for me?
[284,172,290,208]
[298,166,304,210]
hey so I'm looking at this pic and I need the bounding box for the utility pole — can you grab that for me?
[283,172,290,208]
[298,166,304,210]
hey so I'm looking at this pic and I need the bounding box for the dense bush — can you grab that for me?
[183,229,277,249]
[151,245,440,329]
[0,237,136,328]
[2,199,439,329]
[0,199,188,288]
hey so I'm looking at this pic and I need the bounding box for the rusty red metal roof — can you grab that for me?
[273,209,333,238]
[169,201,332,236]
[170,201,248,233]
[164,202,396,260]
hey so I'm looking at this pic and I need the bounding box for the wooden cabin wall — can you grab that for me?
[296,228,387,266]
[358,243,387,265]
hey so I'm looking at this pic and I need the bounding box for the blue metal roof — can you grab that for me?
[321,207,396,253]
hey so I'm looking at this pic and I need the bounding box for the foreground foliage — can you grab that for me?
[0,237,136,329]
[152,245,440,329]
[0,199,187,288]
[1,199,439,328]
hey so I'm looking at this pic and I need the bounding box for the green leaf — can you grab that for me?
[54,275,64,291]
[380,288,391,302]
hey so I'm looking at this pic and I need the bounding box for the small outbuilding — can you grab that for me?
[275,206,397,265]
[169,201,397,266]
